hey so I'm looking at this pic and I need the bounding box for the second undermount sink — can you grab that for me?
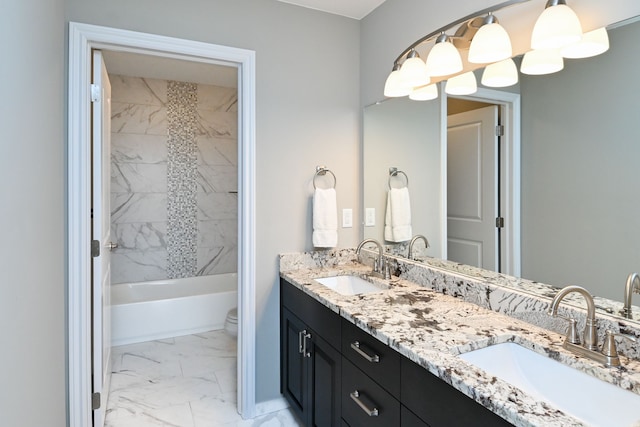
[314,275,388,296]
[458,342,640,426]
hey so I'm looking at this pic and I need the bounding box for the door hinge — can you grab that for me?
[91,240,100,258]
[496,217,505,228]
[91,392,101,410]
[90,84,101,103]
[495,125,505,137]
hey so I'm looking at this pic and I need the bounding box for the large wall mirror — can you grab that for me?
[363,16,640,319]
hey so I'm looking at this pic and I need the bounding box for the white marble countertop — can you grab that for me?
[280,258,640,427]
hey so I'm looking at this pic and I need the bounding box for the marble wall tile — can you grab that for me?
[111,193,168,223]
[197,85,237,112]
[197,193,238,220]
[111,250,167,284]
[197,165,237,193]
[111,133,167,164]
[110,75,167,105]
[196,110,237,139]
[196,246,237,276]
[111,102,167,136]
[111,163,167,193]
[112,222,167,252]
[198,220,237,248]
[110,75,238,284]
[196,137,236,166]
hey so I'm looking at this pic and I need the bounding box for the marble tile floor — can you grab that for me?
[106,330,303,427]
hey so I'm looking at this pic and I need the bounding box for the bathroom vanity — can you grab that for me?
[279,249,640,427]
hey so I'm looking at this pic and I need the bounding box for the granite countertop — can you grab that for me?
[280,261,640,427]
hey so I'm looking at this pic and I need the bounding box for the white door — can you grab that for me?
[91,49,113,427]
[447,106,499,270]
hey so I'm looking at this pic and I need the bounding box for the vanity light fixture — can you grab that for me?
[468,14,513,64]
[481,58,519,87]
[383,0,609,101]
[426,33,463,77]
[398,49,430,88]
[409,83,439,101]
[520,48,564,75]
[531,0,582,50]
[384,63,412,97]
[561,27,609,59]
[445,71,478,95]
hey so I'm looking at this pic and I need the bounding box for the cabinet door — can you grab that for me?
[309,333,342,427]
[282,308,310,423]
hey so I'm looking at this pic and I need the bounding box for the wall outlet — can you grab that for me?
[342,208,353,228]
[365,208,375,226]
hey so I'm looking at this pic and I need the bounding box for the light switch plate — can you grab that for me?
[365,208,375,226]
[342,208,353,228]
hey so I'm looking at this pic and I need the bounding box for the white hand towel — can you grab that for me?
[312,188,338,248]
[384,187,412,242]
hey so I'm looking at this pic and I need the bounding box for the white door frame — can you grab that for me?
[445,88,521,276]
[67,22,257,426]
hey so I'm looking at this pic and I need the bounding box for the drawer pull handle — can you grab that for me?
[350,390,379,417]
[351,341,380,363]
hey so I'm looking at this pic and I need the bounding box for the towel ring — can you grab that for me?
[313,166,337,190]
[388,167,408,189]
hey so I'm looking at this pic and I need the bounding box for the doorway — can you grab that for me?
[444,88,521,277]
[68,22,257,426]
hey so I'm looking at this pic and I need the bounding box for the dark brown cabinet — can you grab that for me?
[281,278,514,427]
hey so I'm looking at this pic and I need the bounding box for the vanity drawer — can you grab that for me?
[342,357,400,427]
[341,318,401,396]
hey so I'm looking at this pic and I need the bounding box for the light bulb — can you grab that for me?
[481,58,518,87]
[426,35,463,77]
[445,72,478,95]
[531,2,582,50]
[409,84,438,101]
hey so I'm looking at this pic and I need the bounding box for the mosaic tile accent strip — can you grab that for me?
[166,81,199,279]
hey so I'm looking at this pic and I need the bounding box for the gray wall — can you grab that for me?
[0,1,66,426]
[65,0,361,404]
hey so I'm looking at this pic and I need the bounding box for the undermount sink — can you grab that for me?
[314,275,388,296]
[458,342,640,426]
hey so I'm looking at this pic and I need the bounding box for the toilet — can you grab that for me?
[224,308,238,337]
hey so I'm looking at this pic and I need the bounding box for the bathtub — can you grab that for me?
[111,273,237,346]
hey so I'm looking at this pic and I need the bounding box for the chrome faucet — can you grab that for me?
[408,235,430,260]
[356,238,385,277]
[548,285,630,367]
[621,272,640,319]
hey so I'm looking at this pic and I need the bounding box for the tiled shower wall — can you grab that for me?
[110,75,238,284]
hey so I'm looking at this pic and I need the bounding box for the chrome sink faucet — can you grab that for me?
[356,238,385,277]
[621,272,640,318]
[408,235,429,260]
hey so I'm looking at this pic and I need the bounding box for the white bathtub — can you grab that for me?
[111,273,237,346]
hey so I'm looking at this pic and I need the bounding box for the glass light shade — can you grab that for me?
[399,56,430,88]
[520,49,564,75]
[384,69,411,97]
[445,72,478,95]
[468,23,513,64]
[481,58,518,87]
[426,40,463,77]
[531,4,582,50]
[409,84,438,101]
[561,27,609,59]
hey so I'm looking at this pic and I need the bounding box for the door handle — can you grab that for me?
[107,242,118,251]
